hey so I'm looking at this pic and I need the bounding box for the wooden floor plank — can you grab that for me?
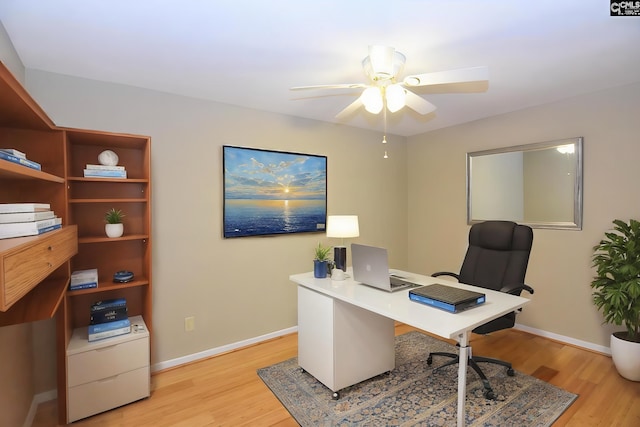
[32,325,638,426]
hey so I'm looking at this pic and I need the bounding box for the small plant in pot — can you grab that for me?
[591,219,640,381]
[313,242,332,278]
[104,208,125,238]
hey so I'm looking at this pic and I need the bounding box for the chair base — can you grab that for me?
[427,351,515,400]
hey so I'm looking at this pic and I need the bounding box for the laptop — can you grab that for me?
[408,283,486,313]
[351,243,421,292]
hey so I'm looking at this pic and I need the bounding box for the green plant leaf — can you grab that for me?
[591,219,640,340]
[105,208,125,224]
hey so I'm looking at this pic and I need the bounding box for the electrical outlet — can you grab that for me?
[184,316,195,332]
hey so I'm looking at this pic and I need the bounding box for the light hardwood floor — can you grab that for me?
[33,324,640,426]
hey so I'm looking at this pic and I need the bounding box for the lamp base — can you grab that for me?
[331,269,346,281]
[334,246,347,271]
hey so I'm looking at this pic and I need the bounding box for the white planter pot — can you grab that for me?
[105,223,124,238]
[611,332,640,381]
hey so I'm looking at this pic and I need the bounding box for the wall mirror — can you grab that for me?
[467,137,583,230]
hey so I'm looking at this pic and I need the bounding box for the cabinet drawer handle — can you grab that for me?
[48,246,53,251]
[47,262,52,268]
[95,344,119,352]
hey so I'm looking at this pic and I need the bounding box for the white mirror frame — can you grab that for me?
[467,137,583,230]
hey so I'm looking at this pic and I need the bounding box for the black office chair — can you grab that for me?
[427,220,534,400]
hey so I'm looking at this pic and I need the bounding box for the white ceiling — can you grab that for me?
[0,1,639,137]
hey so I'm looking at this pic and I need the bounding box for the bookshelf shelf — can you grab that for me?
[78,234,149,244]
[0,275,68,327]
[0,160,65,182]
[69,198,147,204]
[66,278,150,297]
[67,177,148,183]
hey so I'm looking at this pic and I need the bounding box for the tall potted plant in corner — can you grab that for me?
[105,208,125,238]
[313,242,332,279]
[591,218,640,381]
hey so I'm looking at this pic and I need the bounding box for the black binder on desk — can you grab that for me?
[409,283,486,313]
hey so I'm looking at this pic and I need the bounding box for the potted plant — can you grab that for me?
[313,242,332,278]
[104,208,125,238]
[591,218,640,381]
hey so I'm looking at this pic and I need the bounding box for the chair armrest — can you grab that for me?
[432,271,460,281]
[500,283,534,295]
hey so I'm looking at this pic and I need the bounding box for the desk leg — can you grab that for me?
[457,332,470,427]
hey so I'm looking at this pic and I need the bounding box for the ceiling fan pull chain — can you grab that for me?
[382,108,389,158]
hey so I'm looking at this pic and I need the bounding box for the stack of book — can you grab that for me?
[88,298,130,342]
[69,268,98,291]
[83,163,127,179]
[0,148,41,171]
[0,203,62,239]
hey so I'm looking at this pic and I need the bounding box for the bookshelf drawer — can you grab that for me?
[67,365,150,422]
[67,333,149,387]
[1,226,77,310]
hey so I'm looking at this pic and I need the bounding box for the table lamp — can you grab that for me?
[326,215,360,280]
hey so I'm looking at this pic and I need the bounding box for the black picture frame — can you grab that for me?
[223,145,327,238]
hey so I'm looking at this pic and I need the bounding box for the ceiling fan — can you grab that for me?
[291,45,489,120]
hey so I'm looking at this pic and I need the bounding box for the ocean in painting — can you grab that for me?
[224,199,326,237]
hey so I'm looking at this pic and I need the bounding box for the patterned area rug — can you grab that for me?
[257,331,577,426]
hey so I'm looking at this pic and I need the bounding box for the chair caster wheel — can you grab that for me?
[332,391,340,400]
[427,356,433,365]
[507,368,515,376]
[483,390,496,400]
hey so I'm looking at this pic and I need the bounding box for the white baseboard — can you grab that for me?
[24,389,57,427]
[514,323,611,355]
[151,325,299,372]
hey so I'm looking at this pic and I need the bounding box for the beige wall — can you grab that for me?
[0,20,23,83]
[25,70,409,366]
[407,81,640,348]
[0,324,34,427]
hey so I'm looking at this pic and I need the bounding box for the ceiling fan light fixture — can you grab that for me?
[385,84,406,113]
[361,87,383,114]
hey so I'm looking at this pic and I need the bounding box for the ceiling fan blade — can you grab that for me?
[335,97,364,120]
[404,89,437,115]
[403,66,488,87]
[290,83,367,91]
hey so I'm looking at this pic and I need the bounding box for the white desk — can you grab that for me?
[290,268,530,427]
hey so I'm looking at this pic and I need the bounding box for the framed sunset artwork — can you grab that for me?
[222,145,327,238]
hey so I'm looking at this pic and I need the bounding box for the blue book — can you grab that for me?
[83,168,127,178]
[91,297,127,312]
[0,148,26,158]
[69,282,98,291]
[88,319,131,342]
[0,150,42,170]
[88,318,131,334]
[90,306,128,324]
[37,224,62,235]
[0,221,61,239]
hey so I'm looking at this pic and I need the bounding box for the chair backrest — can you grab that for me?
[458,221,533,292]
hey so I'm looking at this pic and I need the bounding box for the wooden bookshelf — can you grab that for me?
[0,61,153,424]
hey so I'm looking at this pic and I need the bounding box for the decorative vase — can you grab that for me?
[105,223,124,238]
[313,260,328,278]
[611,332,640,381]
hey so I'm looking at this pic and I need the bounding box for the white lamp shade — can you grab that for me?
[326,215,360,238]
